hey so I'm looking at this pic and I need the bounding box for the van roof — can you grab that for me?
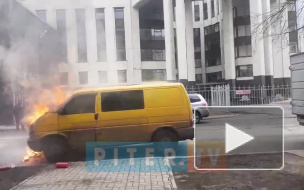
[74,83,184,94]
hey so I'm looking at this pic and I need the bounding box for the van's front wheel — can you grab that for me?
[42,136,68,163]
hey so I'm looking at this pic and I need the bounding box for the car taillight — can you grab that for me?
[203,102,207,107]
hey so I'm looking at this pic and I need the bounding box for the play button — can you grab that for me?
[225,123,255,154]
[194,107,283,170]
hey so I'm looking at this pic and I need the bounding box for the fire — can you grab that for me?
[24,86,72,126]
[23,146,41,162]
[26,105,50,125]
[23,86,72,163]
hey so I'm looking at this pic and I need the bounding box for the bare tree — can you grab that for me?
[251,0,304,49]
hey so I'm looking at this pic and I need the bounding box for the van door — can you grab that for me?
[96,90,149,144]
[57,93,98,150]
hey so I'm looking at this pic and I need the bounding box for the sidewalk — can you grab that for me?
[12,158,177,190]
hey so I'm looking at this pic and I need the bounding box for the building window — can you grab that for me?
[235,45,252,57]
[195,74,203,83]
[217,0,219,15]
[211,0,215,18]
[235,25,251,37]
[236,65,253,78]
[115,8,126,61]
[98,71,107,84]
[194,28,202,68]
[60,72,68,85]
[194,1,200,22]
[36,10,46,23]
[206,72,222,83]
[76,9,87,63]
[79,71,88,85]
[203,2,208,20]
[118,70,127,83]
[56,10,67,61]
[204,23,221,67]
[141,49,166,61]
[142,69,166,82]
[140,29,165,41]
[96,8,107,62]
[101,91,144,112]
[233,0,252,58]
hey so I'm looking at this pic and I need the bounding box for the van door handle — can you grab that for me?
[94,114,99,121]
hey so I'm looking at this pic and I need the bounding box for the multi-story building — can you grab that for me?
[20,0,297,87]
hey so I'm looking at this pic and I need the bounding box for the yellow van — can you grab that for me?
[27,83,194,162]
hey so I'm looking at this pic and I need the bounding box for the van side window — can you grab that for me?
[63,94,96,115]
[101,90,144,112]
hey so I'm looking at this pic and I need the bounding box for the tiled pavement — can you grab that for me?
[12,158,177,190]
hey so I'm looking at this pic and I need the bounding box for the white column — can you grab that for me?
[86,8,98,64]
[222,0,236,83]
[163,0,176,82]
[105,7,118,84]
[262,0,274,82]
[185,0,196,83]
[250,0,266,78]
[175,0,188,82]
[66,9,78,64]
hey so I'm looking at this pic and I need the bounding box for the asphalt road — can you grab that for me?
[0,103,303,167]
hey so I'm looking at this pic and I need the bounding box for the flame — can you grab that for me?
[23,86,72,163]
[23,146,41,162]
[24,86,72,126]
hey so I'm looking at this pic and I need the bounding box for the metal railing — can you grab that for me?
[186,84,291,106]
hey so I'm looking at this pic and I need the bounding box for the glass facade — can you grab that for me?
[206,71,222,83]
[115,8,126,61]
[56,10,67,61]
[142,69,166,82]
[76,9,87,62]
[96,8,107,61]
[194,1,200,22]
[204,23,221,67]
[118,70,127,83]
[79,71,88,85]
[139,0,165,62]
[36,10,46,23]
[233,0,252,58]
[194,28,202,68]
[236,65,253,78]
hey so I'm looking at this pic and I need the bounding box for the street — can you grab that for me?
[1,103,304,189]
[0,102,303,166]
[0,102,303,167]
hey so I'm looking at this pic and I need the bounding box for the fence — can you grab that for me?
[186,84,291,106]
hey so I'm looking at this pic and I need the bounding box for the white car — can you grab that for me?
[188,94,210,124]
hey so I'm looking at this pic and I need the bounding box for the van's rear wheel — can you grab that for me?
[153,129,179,153]
[42,137,68,163]
[153,129,179,142]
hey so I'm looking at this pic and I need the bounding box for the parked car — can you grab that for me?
[28,83,194,162]
[189,94,210,124]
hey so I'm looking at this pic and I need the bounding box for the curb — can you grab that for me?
[205,114,239,120]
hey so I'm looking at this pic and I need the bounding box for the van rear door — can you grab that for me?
[290,53,304,125]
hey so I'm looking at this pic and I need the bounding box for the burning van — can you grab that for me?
[27,83,194,162]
